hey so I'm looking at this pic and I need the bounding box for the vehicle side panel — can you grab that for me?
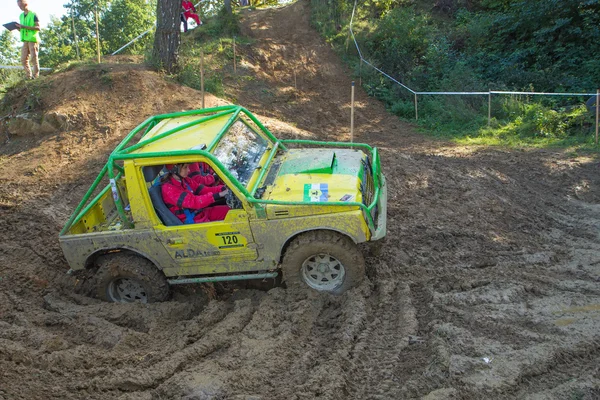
[59,229,173,271]
[250,209,369,265]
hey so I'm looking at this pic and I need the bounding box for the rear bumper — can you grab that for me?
[371,173,387,241]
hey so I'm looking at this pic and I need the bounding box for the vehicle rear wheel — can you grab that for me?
[95,253,170,303]
[282,231,365,295]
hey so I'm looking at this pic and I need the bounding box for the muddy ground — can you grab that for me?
[1,1,599,399]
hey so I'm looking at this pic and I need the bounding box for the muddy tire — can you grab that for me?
[95,253,170,303]
[282,231,365,294]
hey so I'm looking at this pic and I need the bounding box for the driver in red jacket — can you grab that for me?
[188,162,217,186]
[161,163,229,223]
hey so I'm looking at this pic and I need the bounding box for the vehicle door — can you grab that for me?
[152,163,259,276]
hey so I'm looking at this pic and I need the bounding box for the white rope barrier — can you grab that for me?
[416,91,489,95]
[0,65,52,71]
[360,58,415,94]
[348,0,598,120]
[490,90,596,96]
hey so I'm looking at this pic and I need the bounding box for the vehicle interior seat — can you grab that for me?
[143,165,183,226]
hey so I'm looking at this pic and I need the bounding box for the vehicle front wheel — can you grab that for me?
[95,253,170,303]
[282,231,365,295]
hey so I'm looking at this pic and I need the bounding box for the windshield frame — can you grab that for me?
[211,117,273,188]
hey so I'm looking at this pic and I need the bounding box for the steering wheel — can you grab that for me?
[225,190,243,209]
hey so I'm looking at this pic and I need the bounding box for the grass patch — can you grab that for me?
[175,8,249,98]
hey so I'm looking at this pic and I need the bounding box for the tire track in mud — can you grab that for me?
[345,278,418,399]
[80,299,251,393]
[515,340,600,399]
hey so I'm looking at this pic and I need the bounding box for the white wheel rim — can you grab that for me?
[301,253,346,291]
[107,278,148,303]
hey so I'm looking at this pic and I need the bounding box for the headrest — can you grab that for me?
[143,165,165,183]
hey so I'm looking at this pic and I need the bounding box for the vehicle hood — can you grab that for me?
[263,148,365,203]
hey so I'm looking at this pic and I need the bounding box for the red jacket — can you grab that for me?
[161,175,224,223]
[188,162,215,186]
[182,0,196,13]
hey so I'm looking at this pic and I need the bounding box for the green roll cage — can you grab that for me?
[60,105,382,236]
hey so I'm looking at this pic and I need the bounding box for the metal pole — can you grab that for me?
[200,49,205,109]
[488,90,491,126]
[414,93,418,121]
[95,5,101,64]
[233,37,236,74]
[111,29,151,56]
[596,89,600,146]
[71,12,80,59]
[351,81,355,144]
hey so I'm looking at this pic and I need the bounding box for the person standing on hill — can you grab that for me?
[181,0,201,32]
[15,0,40,79]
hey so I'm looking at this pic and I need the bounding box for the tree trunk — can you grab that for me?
[224,0,232,14]
[153,0,180,73]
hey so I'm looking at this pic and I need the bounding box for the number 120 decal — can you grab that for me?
[215,232,244,249]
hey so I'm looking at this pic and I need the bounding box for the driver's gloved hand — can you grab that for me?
[213,187,229,201]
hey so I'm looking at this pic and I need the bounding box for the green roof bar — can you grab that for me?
[111,150,253,198]
[111,106,239,158]
[106,156,132,229]
[207,106,242,152]
[149,105,237,122]
[69,169,126,227]
[121,109,236,154]
[239,107,286,150]
[142,119,157,136]
[281,139,373,152]
[250,140,281,196]
[113,115,156,155]
[60,163,109,236]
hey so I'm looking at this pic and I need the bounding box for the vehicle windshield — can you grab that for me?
[212,120,269,187]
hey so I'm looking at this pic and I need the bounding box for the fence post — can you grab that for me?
[414,93,418,121]
[95,5,101,63]
[351,81,355,144]
[596,89,600,146]
[488,90,491,126]
[359,59,362,87]
[71,12,80,59]
[200,49,205,109]
[233,37,237,74]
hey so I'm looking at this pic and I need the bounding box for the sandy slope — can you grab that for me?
[1,1,599,399]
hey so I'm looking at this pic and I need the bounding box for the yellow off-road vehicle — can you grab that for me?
[60,106,387,303]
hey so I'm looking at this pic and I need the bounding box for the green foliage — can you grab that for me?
[175,11,244,97]
[0,31,19,65]
[0,31,21,92]
[39,16,88,68]
[38,0,155,68]
[310,0,599,149]
[100,0,155,54]
[459,0,600,92]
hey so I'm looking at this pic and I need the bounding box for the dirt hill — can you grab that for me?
[1,1,599,399]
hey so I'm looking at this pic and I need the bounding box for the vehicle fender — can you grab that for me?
[84,246,164,271]
[277,228,359,263]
